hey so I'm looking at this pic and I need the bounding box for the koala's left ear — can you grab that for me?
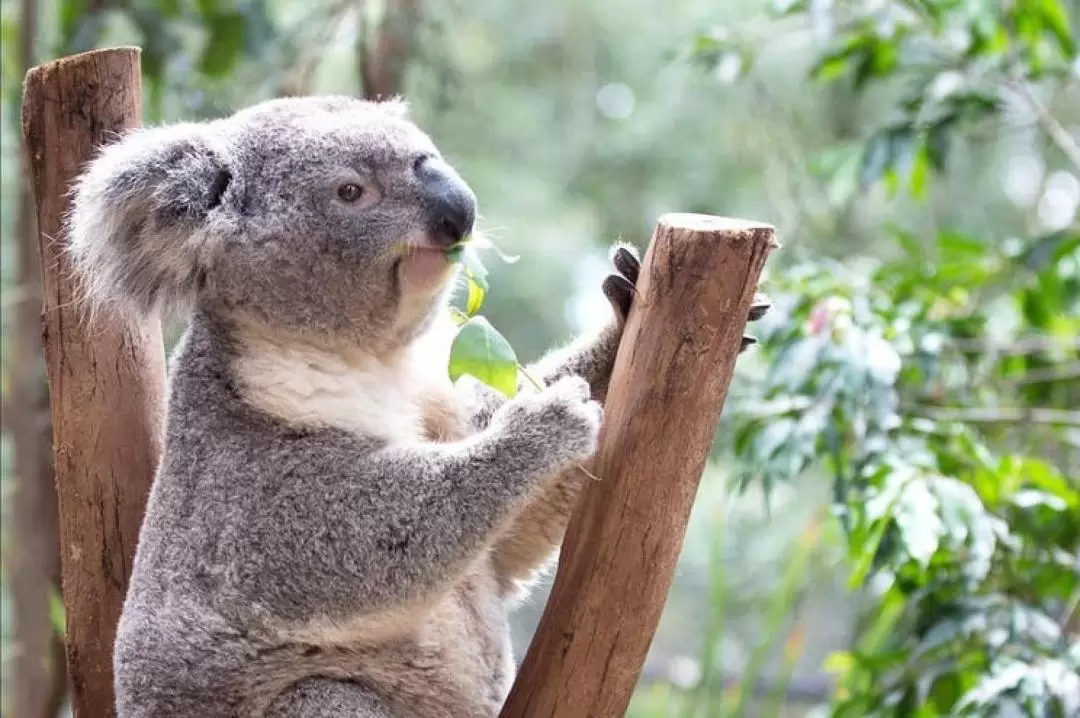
[66,122,238,321]
[376,97,411,119]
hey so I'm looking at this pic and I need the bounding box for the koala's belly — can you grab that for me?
[350,567,516,717]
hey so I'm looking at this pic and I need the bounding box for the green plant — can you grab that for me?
[688,0,1080,715]
[444,236,528,398]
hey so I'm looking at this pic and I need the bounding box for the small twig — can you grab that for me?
[1004,78,1080,173]
[907,405,1080,428]
[1000,362,1080,388]
[1060,585,1080,634]
[948,335,1080,356]
[516,364,546,393]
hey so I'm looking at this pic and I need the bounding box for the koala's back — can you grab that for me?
[113,320,515,717]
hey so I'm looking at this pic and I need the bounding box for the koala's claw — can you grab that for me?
[611,245,641,284]
[748,292,772,322]
[602,243,642,323]
[741,292,772,353]
[601,274,635,319]
[601,243,771,354]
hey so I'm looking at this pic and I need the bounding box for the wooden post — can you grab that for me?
[21,47,166,718]
[501,214,778,717]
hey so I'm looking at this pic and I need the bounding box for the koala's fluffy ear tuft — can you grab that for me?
[65,122,237,322]
[376,97,411,119]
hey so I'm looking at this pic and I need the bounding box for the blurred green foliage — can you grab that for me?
[0,0,1077,716]
[694,1,1080,715]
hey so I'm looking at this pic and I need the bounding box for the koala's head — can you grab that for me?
[67,95,476,352]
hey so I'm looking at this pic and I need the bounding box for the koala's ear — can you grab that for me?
[66,122,236,321]
[376,97,411,119]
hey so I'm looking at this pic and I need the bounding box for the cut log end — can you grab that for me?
[657,212,782,249]
[25,46,142,79]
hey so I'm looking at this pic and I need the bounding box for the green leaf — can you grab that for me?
[848,515,891,588]
[860,128,907,188]
[770,0,809,16]
[454,244,490,316]
[894,479,943,568]
[465,276,486,316]
[925,120,952,171]
[937,231,986,259]
[1035,0,1077,57]
[909,144,930,199]
[49,587,65,639]
[159,0,182,18]
[1011,489,1068,512]
[200,12,248,77]
[448,316,519,397]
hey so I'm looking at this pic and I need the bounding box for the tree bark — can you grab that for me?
[2,0,68,714]
[20,47,166,718]
[500,214,779,718]
[360,0,421,100]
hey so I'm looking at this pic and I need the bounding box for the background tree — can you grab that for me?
[3,0,65,714]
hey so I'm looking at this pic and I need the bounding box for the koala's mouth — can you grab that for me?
[394,244,455,291]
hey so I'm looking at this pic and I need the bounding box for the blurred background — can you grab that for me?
[1,1,1077,717]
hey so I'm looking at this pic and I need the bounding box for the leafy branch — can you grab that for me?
[444,237,600,482]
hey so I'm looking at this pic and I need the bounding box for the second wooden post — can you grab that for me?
[502,213,778,717]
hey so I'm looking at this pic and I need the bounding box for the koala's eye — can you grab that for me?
[337,183,365,203]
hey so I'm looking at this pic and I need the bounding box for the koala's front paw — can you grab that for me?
[601,242,772,353]
[600,242,640,328]
[495,375,602,468]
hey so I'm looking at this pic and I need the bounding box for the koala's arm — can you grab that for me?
[464,243,640,434]
[240,376,599,625]
[473,245,640,593]
[481,245,771,593]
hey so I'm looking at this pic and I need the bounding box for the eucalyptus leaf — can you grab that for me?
[465,276,486,316]
[449,244,490,317]
[893,479,943,568]
[49,587,65,638]
[448,316,518,398]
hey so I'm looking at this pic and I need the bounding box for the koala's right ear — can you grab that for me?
[66,122,238,321]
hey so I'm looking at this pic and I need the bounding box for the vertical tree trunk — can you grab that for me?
[21,47,166,718]
[2,0,68,714]
[359,0,421,100]
[501,214,779,717]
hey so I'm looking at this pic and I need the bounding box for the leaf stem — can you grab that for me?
[1004,77,1080,173]
[516,364,546,392]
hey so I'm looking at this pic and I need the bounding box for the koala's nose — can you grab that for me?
[415,155,477,247]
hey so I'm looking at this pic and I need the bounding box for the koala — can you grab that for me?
[65,95,770,717]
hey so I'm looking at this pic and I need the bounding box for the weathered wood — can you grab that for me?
[21,47,166,718]
[501,213,778,718]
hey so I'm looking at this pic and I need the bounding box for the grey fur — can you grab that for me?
[65,95,767,717]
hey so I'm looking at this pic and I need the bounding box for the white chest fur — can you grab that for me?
[232,317,459,443]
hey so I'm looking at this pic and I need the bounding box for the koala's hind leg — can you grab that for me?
[264,678,391,717]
